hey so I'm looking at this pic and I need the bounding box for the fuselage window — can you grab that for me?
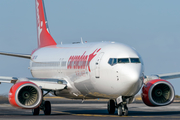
[61,61,67,67]
[130,58,141,63]
[118,58,129,63]
[32,62,60,67]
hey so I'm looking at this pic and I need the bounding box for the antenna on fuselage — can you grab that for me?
[81,37,83,44]
[72,37,84,44]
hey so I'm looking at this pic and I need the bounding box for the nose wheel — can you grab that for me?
[117,104,128,116]
[123,105,128,116]
[107,97,129,116]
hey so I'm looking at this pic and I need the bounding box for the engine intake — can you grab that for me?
[142,79,174,106]
[9,81,42,109]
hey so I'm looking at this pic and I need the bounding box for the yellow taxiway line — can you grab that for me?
[52,111,180,118]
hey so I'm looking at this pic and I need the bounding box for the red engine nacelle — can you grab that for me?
[9,81,42,109]
[142,79,175,106]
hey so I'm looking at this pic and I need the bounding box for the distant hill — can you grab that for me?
[0,95,8,104]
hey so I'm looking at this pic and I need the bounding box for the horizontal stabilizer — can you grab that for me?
[0,51,31,59]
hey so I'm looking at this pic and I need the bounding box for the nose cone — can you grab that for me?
[126,65,141,83]
[119,64,143,96]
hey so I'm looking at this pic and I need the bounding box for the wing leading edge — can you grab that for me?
[144,72,180,83]
[157,72,180,80]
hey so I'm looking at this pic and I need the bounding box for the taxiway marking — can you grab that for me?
[52,111,180,118]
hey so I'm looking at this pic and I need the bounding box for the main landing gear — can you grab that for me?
[107,99,115,114]
[107,97,129,116]
[32,91,51,115]
[32,100,51,115]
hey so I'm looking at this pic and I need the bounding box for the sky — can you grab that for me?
[0,0,180,95]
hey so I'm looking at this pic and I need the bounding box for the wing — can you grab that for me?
[144,72,180,83]
[0,76,67,91]
[0,51,31,59]
[157,72,180,80]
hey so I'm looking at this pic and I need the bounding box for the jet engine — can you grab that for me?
[9,81,42,109]
[141,79,175,106]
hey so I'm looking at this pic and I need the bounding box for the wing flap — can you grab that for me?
[32,81,66,91]
[0,76,67,91]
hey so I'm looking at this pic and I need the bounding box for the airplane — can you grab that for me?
[0,0,180,116]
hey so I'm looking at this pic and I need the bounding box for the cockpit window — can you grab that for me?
[108,58,141,65]
[108,58,113,65]
[108,58,117,66]
[118,58,129,63]
[113,58,117,65]
[130,58,141,63]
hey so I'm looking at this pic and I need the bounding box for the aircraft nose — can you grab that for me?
[119,64,143,87]
[117,64,143,96]
[127,67,141,83]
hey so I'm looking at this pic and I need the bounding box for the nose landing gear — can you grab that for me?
[117,104,128,116]
[107,96,129,116]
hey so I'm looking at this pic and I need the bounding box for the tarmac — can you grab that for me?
[0,97,180,120]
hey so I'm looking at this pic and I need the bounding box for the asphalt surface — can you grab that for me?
[0,98,180,120]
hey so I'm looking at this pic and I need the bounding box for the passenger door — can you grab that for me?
[95,52,104,78]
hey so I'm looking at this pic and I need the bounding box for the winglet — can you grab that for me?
[35,0,57,48]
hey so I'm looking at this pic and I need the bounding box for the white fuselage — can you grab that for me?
[30,42,144,99]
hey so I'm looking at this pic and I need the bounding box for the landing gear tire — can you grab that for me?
[107,99,115,114]
[117,105,123,116]
[32,106,40,115]
[44,101,51,115]
[123,105,128,116]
